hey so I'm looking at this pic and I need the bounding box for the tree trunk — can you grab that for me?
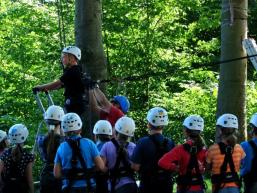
[75,0,107,138]
[217,0,248,142]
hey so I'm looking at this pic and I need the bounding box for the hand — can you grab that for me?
[32,86,47,93]
[32,87,40,93]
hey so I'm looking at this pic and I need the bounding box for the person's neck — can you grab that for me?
[149,129,162,135]
[65,62,77,68]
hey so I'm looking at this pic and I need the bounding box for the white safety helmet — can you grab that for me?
[183,115,204,132]
[93,120,112,135]
[44,105,65,122]
[147,107,168,127]
[216,113,238,129]
[8,124,29,144]
[115,117,136,137]
[62,46,81,60]
[250,113,257,128]
[61,113,82,133]
[0,130,7,143]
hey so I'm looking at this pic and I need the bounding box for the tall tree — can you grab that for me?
[217,0,248,141]
[75,0,107,137]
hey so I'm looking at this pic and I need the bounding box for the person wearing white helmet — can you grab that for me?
[36,105,65,193]
[54,113,106,193]
[93,120,112,193]
[131,107,175,193]
[93,120,113,151]
[240,113,257,193]
[100,116,137,193]
[159,115,207,193]
[206,114,245,193]
[33,46,87,116]
[0,124,34,193]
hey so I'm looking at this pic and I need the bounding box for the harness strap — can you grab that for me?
[110,138,133,193]
[212,142,240,193]
[65,138,93,192]
[177,144,204,192]
[148,135,168,173]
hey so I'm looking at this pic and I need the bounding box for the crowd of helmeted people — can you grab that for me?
[1,103,257,193]
[0,46,256,193]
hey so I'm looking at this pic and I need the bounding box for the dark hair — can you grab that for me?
[117,133,129,147]
[11,144,23,162]
[249,124,257,135]
[221,127,237,147]
[149,123,164,131]
[185,128,205,150]
[0,139,7,151]
[97,134,111,142]
[44,129,61,162]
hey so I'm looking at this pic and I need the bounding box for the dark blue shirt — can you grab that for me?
[131,133,175,173]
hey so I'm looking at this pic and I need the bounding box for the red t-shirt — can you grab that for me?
[158,140,207,191]
[100,105,124,127]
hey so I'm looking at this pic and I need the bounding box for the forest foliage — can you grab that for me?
[1,0,257,167]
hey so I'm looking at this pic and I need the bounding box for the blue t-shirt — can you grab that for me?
[96,140,107,151]
[54,135,100,189]
[240,138,257,176]
[131,133,175,173]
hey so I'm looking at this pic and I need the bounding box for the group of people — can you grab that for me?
[0,45,256,193]
[1,106,257,193]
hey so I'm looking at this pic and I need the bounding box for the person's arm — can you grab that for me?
[35,80,63,92]
[158,148,180,172]
[25,162,34,193]
[94,156,107,172]
[89,89,101,114]
[54,163,62,179]
[92,88,112,113]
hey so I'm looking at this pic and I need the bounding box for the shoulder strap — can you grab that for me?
[183,144,200,175]
[110,138,131,193]
[66,138,92,191]
[218,142,235,173]
[111,138,130,169]
[148,135,168,152]
[248,140,257,175]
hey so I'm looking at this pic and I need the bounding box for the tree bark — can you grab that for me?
[75,0,107,138]
[217,0,248,142]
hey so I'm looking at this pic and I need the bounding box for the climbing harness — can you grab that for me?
[62,138,95,193]
[211,142,240,193]
[109,138,135,193]
[177,144,205,193]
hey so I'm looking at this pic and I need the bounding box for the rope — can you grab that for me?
[95,53,257,84]
[32,120,44,154]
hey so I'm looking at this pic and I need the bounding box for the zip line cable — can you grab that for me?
[95,53,257,84]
